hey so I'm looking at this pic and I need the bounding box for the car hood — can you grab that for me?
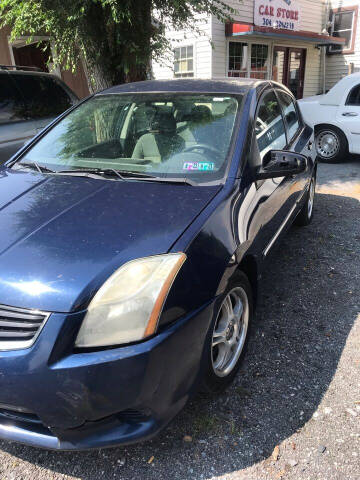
[0,168,220,312]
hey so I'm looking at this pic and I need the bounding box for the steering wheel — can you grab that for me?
[182,144,221,156]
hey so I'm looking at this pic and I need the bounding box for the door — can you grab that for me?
[247,88,296,256]
[276,89,309,201]
[336,82,360,153]
[12,41,51,72]
[0,73,36,163]
[272,46,287,85]
[272,47,306,99]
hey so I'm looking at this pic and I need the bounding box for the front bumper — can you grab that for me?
[0,301,214,450]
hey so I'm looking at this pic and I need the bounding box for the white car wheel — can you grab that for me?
[315,127,347,163]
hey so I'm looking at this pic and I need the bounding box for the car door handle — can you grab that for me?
[342,112,358,116]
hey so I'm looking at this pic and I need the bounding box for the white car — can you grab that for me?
[298,72,360,163]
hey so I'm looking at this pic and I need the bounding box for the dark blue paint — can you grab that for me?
[0,168,219,312]
[0,79,315,450]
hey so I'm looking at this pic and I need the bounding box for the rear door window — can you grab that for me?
[255,90,287,161]
[277,91,301,142]
[0,74,26,124]
[11,74,74,120]
[346,84,360,105]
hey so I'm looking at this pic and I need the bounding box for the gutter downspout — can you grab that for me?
[322,46,326,94]
[322,0,331,94]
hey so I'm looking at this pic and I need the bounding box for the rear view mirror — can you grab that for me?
[255,150,307,180]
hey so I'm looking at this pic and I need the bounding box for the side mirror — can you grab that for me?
[255,150,308,180]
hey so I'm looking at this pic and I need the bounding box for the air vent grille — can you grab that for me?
[0,305,49,351]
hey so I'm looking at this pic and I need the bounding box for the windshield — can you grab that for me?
[16,93,242,183]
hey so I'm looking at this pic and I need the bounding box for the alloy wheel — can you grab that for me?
[211,287,249,377]
[308,178,315,218]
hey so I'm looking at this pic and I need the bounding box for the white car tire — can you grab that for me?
[315,126,348,163]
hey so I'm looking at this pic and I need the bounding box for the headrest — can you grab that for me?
[190,105,212,123]
[150,112,176,134]
[174,108,185,122]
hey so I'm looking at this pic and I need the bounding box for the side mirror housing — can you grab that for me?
[255,150,308,180]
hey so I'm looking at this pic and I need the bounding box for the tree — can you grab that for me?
[0,0,236,92]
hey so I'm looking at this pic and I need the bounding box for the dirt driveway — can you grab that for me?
[0,160,359,480]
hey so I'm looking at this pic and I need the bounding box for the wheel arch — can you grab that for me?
[314,122,342,132]
[215,251,259,310]
[235,254,258,308]
[314,123,349,144]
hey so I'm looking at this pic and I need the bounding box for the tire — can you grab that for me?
[315,126,348,163]
[295,174,316,226]
[200,271,253,394]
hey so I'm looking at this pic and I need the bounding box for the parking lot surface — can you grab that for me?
[0,159,359,480]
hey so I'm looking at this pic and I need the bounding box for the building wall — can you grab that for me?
[61,66,89,99]
[325,0,360,90]
[152,0,326,98]
[152,14,212,79]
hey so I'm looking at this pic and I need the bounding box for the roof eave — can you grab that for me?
[225,23,346,46]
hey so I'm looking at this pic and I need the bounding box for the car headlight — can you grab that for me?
[75,253,186,348]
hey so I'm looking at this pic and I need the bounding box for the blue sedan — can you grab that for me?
[0,79,316,450]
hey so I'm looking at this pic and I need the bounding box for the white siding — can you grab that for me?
[152,14,212,80]
[325,0,360,90]
[211,18,227,77]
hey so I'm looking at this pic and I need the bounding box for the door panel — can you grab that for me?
[336,83,360,153]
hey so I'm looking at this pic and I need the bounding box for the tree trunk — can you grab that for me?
[79,0,153,92]
[82,57,112,94]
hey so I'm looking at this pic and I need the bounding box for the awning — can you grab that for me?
[225,23,346,47]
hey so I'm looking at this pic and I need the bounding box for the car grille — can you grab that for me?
[0,304,49,351]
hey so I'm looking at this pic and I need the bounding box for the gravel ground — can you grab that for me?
[0,160,359,480]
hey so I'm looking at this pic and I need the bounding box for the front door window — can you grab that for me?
[255,90,287,161]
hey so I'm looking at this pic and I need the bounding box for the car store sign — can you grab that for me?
[254,0,301,31]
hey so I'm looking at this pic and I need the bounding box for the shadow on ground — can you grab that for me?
[1,192,359,480]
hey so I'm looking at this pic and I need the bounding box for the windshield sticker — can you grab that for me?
[183,162,215,171]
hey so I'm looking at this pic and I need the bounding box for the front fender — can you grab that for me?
[160,175,262,328]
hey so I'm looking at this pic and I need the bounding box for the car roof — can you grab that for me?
[0,67,79,99]
[99,78,270,96]
[319,72,360,106]
[0,69,59,79]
